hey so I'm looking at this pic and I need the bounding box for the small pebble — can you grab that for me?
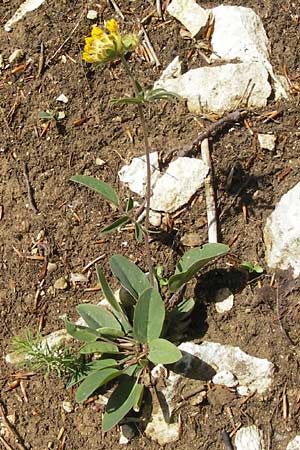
[215,288,234,313]
[95,158,106,166]
[181,232,202,247]
[54,277,68,290]
[258,133,276,151]
[62,401,73,413]
[9,48,24,64]
[87,9,98,20]
[56,93,68,103]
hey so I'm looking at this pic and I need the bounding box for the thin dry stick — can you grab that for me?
[166,109,248,161]
[109,0,125,20]
[201,139,218,243]
[22,162,38,214]
[140,24,161,67]
[81,254,106,273]
[0,435,14,450]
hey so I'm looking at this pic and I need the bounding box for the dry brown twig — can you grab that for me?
[22,162,38,214]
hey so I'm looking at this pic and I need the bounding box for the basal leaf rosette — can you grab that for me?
[82,19,139,66]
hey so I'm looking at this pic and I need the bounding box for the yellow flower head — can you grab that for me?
[82,20,139,65]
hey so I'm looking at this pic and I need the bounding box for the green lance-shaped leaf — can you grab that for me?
[76,304,122,331]
[67,359,117,388]
[125,197,134,213]
[101,216,129,235]
[96,267,132,334]
[75,367,121,403]
[168,243,229,293]
[64,319,100,342]
[110,255,150,300]
[70,175,119,207]
[133,287,165,343]
[79,341,119,354]
[148,338,182,365]
[102,376,144,432]
[96,327,125,338]
[134,223,143,242]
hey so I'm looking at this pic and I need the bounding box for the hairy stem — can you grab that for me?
[120,55,154,286]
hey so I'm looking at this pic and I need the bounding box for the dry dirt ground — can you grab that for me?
[1,1,300,449]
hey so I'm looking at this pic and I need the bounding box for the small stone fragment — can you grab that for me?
[95,158,106,167]
[56,94,68,103]
[215,288,234,313]
[87,9,98,20]
[258,133,276,151]
[286,436,300,450]
[167,0,211,37]
[150,157,209,212]
[54,277,68,290]
[181,232,202,247]
[212,370,238,388]
[9,49,24,64]
[62,401,73,413]
[47,262,57,273]
[235,425,264,450]
[264,182,300,278]
[149,211,162,227]
[118,152,160,197]
[119,424,136,444]
[4,0,47,32]
[70,273,88,283]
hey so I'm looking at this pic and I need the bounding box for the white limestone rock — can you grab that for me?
[155,62,271,114]
[264,182,300,278]
[150,157,209,212]
[214,288,234,313]
[210,5,269,64]
[235,425,265,450]
[4,0,47,32]
[212,370,238,388]
[210,5,289,101]
[118,152,160,197]
[167,0,210,37]
[287,436,300,450]
[258,133,276,151]
[177,341,274,394]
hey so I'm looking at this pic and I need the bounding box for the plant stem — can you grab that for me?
[120,54,154,286]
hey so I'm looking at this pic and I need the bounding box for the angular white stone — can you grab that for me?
[215,288,234,313]
[150,157,209,212]
[118,152,160,197]
[159,56,182,82]
[167,0,210,37]
[177,341,274,394]
[56,94,68,103]
[87,9,98,20]
[212,370,238,388]
[210,6,269,64]
[264,182,300,278]
[4,0,47,32]
[155,62,271,114]
[235,426,264,450]
[258,133,276,151]
[287,436,300,450]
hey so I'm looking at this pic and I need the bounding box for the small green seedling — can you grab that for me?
[38,110,66,122]
[240,261,264,274]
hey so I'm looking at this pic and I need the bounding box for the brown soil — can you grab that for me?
[1,1,300,449]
